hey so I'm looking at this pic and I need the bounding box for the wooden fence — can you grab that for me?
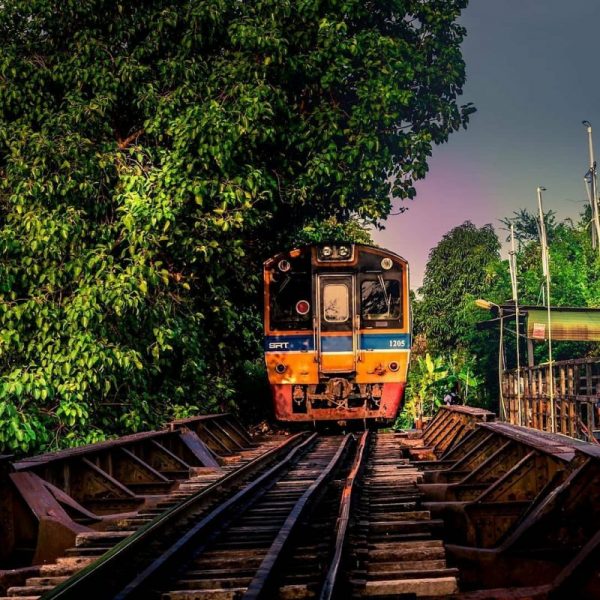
[502,357,600,440]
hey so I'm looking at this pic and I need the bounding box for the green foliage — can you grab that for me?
[404,353,449,425]
[414,210,600,418]
[508,213,600,308]
[395,351,480,430]
[500,208,557,246]
[295,216,374,245]
[415,221,503,352]
[499,209,600,364]
[0,0,472,453]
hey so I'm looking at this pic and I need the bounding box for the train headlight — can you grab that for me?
[278,259,291,272]
[389,361,400,372]
[296,300,310,315]
[381,258,393,270]
[318,244,353,261]
[275,363,287,374]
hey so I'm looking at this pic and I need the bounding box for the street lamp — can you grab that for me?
[475,299,507,422]
[475,299,496,311]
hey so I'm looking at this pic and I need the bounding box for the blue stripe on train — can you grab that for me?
[360,333,412,350]
[321,336,353,352]
[264,333,412,352]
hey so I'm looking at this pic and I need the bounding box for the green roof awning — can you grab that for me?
[527,308,600,342]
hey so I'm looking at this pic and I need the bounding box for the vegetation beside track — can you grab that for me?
[0,1,472,453]
[399,211,600,427]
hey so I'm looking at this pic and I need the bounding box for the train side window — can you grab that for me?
[361,279,402,321]
[323,283,349,322]
[270,273,312,329]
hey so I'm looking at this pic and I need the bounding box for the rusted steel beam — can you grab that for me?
[478,423,577,461]
[422,409,453,445]
[440,428,495,462]
[414,422,600,592]
[13,430,178,470]
[549,527,600,598]
[1,413,252,574]
[9,472,91,564]
[400,406,495,462]
[192,421,234,455]
[147,439,191,474]
[425,433,502,485]
[177,430,221,469]
[77,458,139,508]
[115,448,172,494]
[211,419,248,452]
[169,414,253,448]
[423,435,574,547]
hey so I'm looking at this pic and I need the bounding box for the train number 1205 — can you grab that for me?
[389,339,407,348]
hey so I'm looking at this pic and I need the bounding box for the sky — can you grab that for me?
[374,0,600,289]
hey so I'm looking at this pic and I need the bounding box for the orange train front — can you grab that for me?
[264,244,411,423]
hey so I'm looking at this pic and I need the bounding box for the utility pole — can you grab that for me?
[583,121,600,252]
[509,224,523,426]
[537,186,555,433]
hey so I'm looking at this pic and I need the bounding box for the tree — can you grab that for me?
[411,222,503,413]
[500,208,557,246]
[0,0,473,453]
[416,221,503,352]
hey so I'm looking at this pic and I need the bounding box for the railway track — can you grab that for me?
[0,415,299,599]
[5,429,460,600]
[34,433,353,599]
[4,406,600,598]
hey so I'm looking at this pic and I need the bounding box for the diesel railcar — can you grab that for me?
[264,243,411,423]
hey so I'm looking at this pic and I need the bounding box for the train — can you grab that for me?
[263,243,411,423]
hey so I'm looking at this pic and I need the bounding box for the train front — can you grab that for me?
[264,244,411,423]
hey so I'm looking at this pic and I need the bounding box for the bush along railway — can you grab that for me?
[2,406,600,598]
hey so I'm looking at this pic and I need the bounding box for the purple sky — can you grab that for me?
[374,0,600,289]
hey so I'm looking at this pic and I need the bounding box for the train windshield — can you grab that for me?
[361,278,402,321]
[270,272,312,329]
[323,283,350,322]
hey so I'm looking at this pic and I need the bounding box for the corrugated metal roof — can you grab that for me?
[527,308,600,341]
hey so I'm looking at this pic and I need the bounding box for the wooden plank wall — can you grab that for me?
[502,357,600,440]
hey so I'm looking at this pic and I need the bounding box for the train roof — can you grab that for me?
[263,243,409,266]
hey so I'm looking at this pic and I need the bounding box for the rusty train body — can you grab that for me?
[263,243,411,423]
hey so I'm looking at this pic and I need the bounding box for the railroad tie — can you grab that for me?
[349,432,459,598]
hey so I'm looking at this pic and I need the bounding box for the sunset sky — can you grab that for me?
[374,0,600,289]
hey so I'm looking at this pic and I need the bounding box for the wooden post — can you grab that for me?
[527,338,535,367]
[568,365,573,395]
[568,400,576,438]
[586,362,593,396]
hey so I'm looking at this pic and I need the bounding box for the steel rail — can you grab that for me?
[319,430,370,600]
[113,432,320,599]
[43,431,311,600]
[243,433,354,600]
